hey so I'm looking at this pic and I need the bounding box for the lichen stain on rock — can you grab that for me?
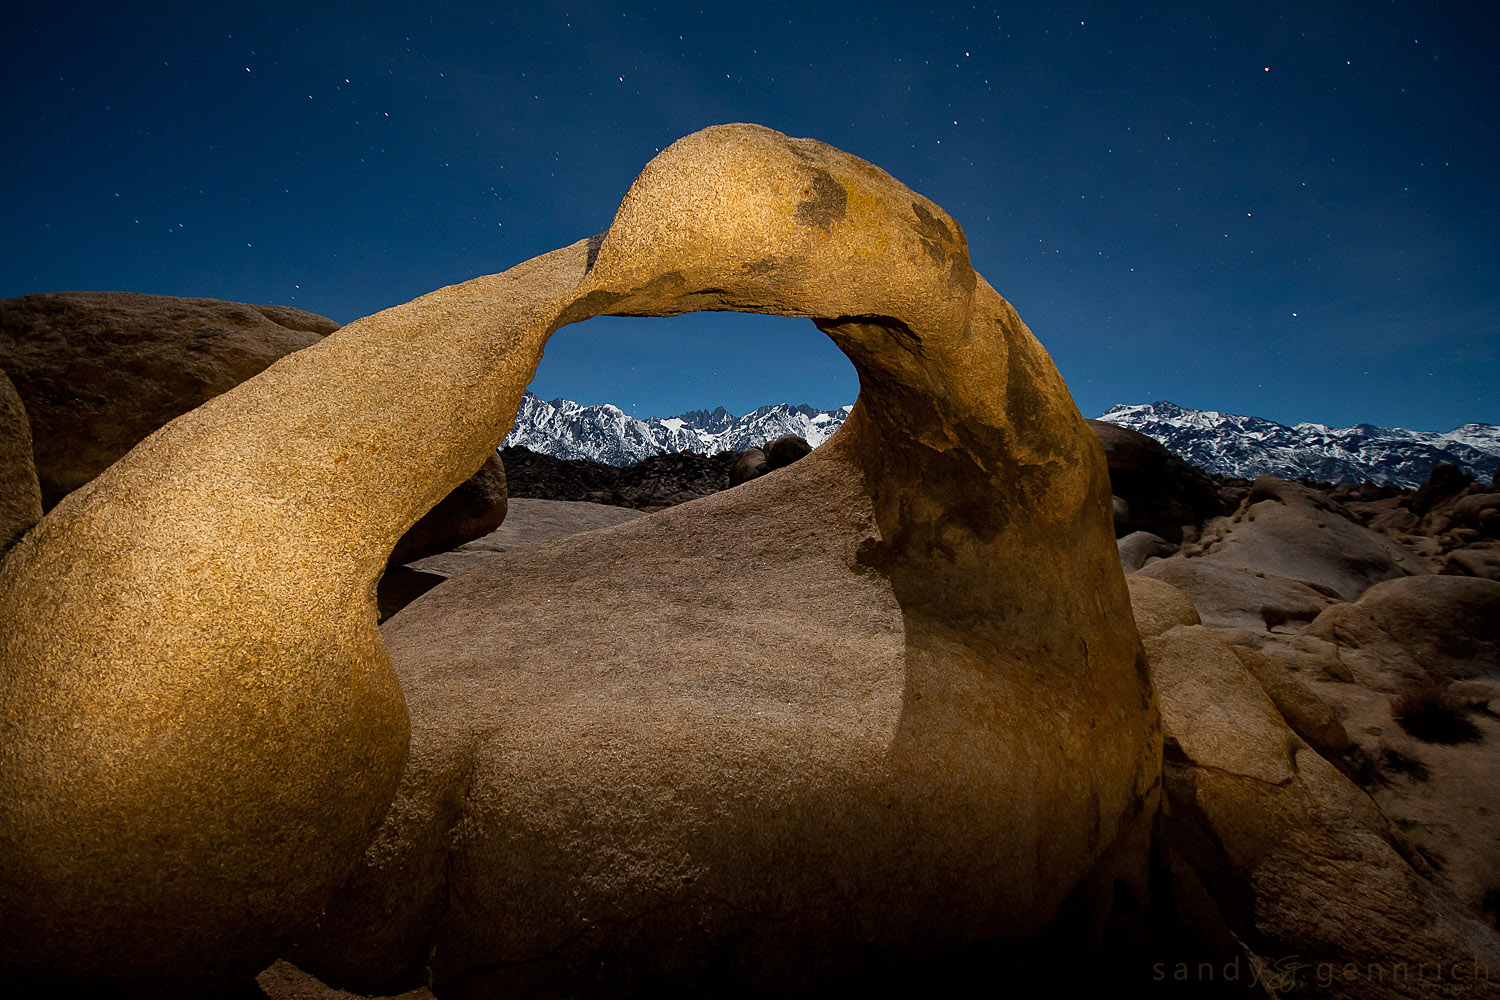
[794,168,848,232]
[910,202,954,267]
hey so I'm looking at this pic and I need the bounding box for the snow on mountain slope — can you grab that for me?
[502,391,851,465]
[1097,401,1500,489]
[503,393,1498,488]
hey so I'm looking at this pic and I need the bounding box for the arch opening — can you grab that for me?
[523,310,858,429]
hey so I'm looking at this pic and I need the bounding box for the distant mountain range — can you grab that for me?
[502,391,850,466]
[502,392,1499,490]
[1097,401,1500,490]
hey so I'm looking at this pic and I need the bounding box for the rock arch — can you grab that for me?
[0,124,1158,995]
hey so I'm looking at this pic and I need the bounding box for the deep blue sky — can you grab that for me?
[3,2,1496,430]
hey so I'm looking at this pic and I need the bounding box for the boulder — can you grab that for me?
[1227,643,1350,765]
[1134,555,1336,632]
[1116,530,1176,573]
[1146,624,1500,999]
[0,291,338,509]
[0,369,42,556]
[1149,625,1296,783]
[764,432,813,469]
[1300,575,1500,689]
[729,445,770,486]
[1444,547,1500,581]
[1407,462,1475,517]
[1124,574,1201,639]
[282,124,1160,997]
[1180,475,1432,602]
[1448,493,1500,537]
[1367,501,1422,535]
[1086,418,1224,542]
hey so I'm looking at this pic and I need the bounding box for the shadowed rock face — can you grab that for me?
[0,370,42,557]
[0,124,1158,996]
[1087,418,1224,542]
[387,453,508,567]
[0,291,340,510]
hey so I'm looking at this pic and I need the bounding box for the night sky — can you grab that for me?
[3,2,1496,431]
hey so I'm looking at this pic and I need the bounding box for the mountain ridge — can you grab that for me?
[502,391,850,466]
[1097,401,1500,490]
[501,392,1500,489]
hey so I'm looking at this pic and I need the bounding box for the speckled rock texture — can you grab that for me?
[0,369,42,557]
[0,291,339,509]
[0,288,510,583]
[0,125,1158,996]
[285,124,1161,997]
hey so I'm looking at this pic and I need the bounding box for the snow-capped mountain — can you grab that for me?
[502,391,851,466]
[1097,401,1500,489]
[504,393,1499,489]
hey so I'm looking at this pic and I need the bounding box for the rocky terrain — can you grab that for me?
[500,443,738,509]
[1,125,1497,999]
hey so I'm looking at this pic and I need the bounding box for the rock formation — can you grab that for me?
[1338,461,1500,579]
[0,370,42,557]
[1300,575,1500,688]
[1110,439,1500,997]
[1,125,1156,996]
[1115,529,1179,574]
[292,124,1159,997]
[1089,418,1226,542]
[1129,578,1500,999]
[0,290,512,628]
[728,444,770,486]
[763,431,813,469]
[1132,475,1432,637]
[0,292,340,509]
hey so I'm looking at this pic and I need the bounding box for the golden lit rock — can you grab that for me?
[0,124,1158,995]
